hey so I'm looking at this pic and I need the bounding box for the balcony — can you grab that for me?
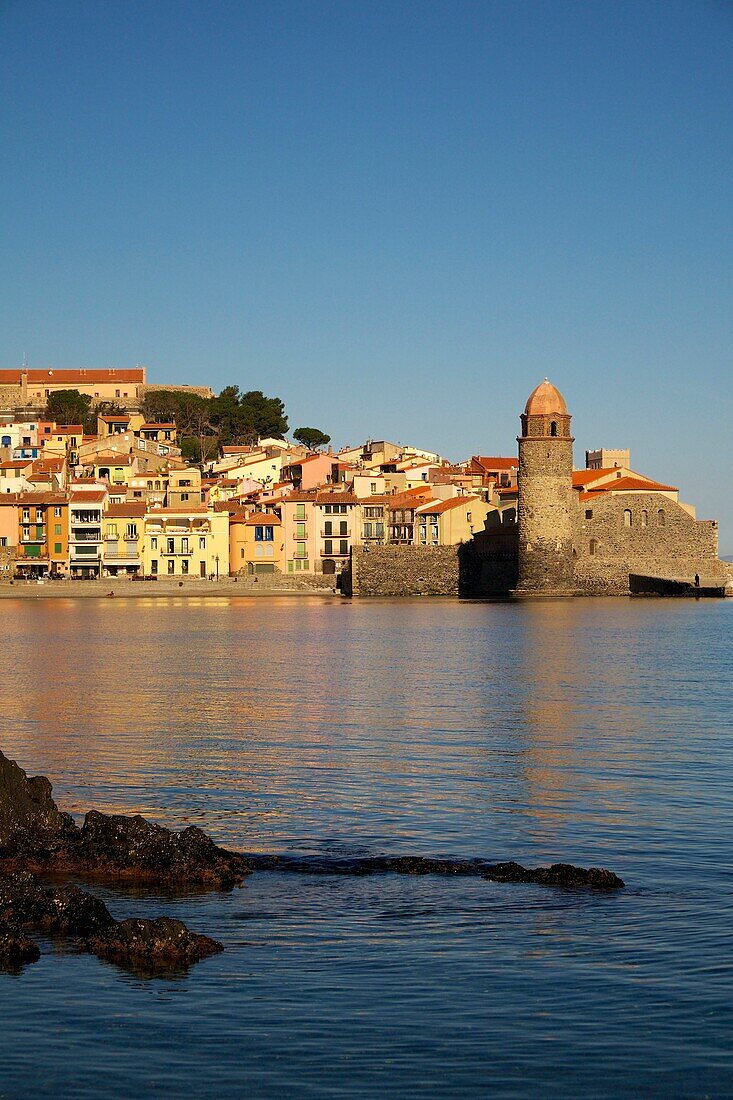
[70,533,101,543]
[20,537,46,545]
[104,550,140,561]
[70,516,101,527]
[161,548,193,556]
[320,527,351,538]
[320,548,349,558]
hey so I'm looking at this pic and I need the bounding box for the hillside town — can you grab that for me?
[0,367,727,594]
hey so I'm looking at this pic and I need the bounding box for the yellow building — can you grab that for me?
[415,495,492,546]
[142,505,229,578]
[102,502,146,576]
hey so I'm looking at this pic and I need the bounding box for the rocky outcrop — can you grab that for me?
[0,872,114,934]
[0,752,77,859]
[0,871,221,973]
[75,811,249,889]
[87,917,223,967]
[0,751,250,890]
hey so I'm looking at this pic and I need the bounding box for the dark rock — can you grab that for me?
[76,811,251,889]
[0,751,79,860]
[0,751,249,890]
[245,853,625,889]
[0,872,115,934]
[87,917,223,967]
[482,860,625,889]
[0,921,40,969]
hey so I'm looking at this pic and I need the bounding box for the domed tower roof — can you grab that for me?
[524,379,568,417]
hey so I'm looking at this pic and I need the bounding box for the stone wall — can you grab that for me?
[347,545,461,597]
[0,544,15,580]
[573,493,728,595]
[140,384,214,400]
[0,386,24,411]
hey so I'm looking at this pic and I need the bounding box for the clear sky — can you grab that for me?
[2,0,731,550]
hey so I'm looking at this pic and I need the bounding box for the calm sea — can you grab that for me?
[0,596,731,1098]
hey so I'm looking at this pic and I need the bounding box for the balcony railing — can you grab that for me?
[320,548,349,557]
[104,550,140,560]
[70,534,101,543]
[161,548,193,556]
[321,528,351,537]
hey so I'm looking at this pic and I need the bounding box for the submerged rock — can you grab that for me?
[0,920,40,969]
[86,917,223,967]
[245,854,625,889]
[481,861,625,889]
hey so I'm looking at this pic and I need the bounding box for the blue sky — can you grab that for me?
[2,0,732,549]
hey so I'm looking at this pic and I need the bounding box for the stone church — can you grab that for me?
[506,379,728,596]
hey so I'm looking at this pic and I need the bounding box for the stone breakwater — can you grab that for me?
[0,750,625,974]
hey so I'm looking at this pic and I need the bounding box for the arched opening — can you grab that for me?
[641,509,648,528]
[322,559,336,575]
[658,509,666,527]
[550,421,557,437]
[623,509,632,527]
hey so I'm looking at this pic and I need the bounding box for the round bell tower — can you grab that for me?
[516,379,575,594]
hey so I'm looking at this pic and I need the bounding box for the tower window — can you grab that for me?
[585,509,593,520]
[623,509,632,527]
[641,510,648,528]
[589,539,597,556]
[550,421,557,437]
[658,509,666,527]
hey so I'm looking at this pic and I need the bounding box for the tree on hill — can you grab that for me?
[293,427,331,451]
[44,389,94,432]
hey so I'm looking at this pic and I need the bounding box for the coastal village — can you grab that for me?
[0,365,729,596]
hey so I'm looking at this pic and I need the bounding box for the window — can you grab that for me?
[181,537,189,553]
[623,509,632,527]
[22,509,30,522]
[168,559,175,574]
[107,524,118,537]
[295,542,307,558]
[167,538,175,554]
[550,421,557,436]
[324,504,332,514]
[126,524,137,539]
[22,527,30,541]
[0,537,5,547]
[54,543,62,554]
[54,524,62,536]
[363,522,372,538]
[296,522,306,539]
[641,510,648,528]
[199,537,206,550]
[265,526,273,541]
[241,548,245,559]
[255,526,264,541]
[371,483,377,494]
[658,509,666,527]
[54,506,62,517]
[589,539,597,556]
[296,504,305,521]
[466,512,472,522]
[324,521,333,536]
[324,539,333,555]
[181,559,188,574]
[115,389,120,398]
[585,509,593,520]
[180,492,189,502]
[340,539,348,555]
[339,521,347,536]
[151,537,157,550]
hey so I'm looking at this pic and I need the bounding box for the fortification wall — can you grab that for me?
[0,387,24,412]
[348,545,461,596]
[140,384,214,400]
[572,493,728,594]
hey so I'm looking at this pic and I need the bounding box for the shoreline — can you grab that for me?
[0,579,340,599]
